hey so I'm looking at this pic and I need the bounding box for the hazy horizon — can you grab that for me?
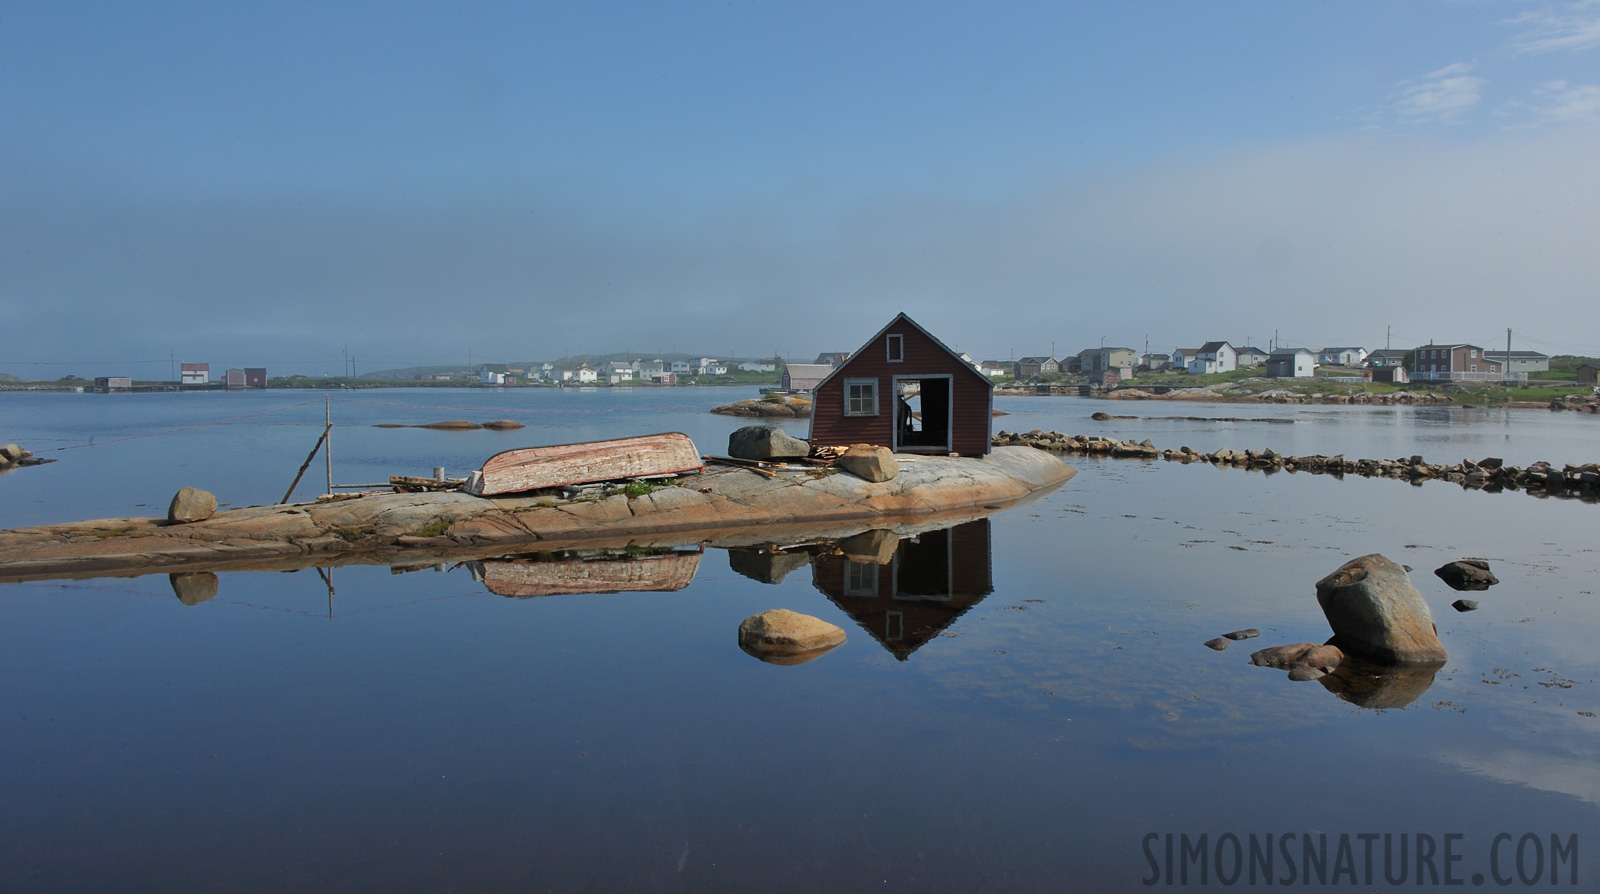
[4,2,1598,379]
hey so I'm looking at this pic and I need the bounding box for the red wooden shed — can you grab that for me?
[808,313,995,456]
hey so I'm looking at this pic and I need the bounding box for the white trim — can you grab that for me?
[891,373,954,454]
[886,333,904,362]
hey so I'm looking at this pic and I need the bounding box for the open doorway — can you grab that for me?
[892,375,952,453]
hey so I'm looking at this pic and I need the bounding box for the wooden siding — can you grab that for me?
[809,316,994,455]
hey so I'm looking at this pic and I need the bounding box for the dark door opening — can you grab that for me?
[895,377,951,452]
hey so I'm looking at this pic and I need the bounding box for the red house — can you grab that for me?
[808,313,994,456]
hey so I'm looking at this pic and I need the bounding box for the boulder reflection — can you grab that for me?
[811,519,993,661]
[469,548,703,598]
[1318,654,1444,709]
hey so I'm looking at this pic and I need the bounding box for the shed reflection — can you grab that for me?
[812,519,993,660]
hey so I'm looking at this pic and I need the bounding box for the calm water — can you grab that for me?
[2,388,1598,891]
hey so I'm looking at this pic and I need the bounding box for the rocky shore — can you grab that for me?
[994,383,1456,405]
[710,395,813,418]
[998,429,1600,500]
[0,446,1074,583]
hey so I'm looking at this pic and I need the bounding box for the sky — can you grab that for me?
[3,1,1599,378]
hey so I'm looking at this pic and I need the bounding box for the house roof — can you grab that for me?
[1198,341,1232,354]
[784,363,834,379]
[1320,346,1366,353]
[1016,356,1057,365]
[813,313,995,396]
[1269,348,1315,357]
[1484,350,1550,360]
[1236,345,1268,355]
[1173,348,1198,357]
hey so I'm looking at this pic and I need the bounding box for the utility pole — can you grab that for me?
[1507,327,1513,381]
[1386,326,1391,352]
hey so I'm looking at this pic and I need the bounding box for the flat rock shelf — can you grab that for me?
[0,446,1074,583]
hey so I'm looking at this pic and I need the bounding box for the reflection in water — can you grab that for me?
[168,571,218,605]
[727,549,813,585]
[469,548,703,598]
[1319,654,1444,709]
[813,519,993,661]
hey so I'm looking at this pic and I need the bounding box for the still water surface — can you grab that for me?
[1,388,1597,891]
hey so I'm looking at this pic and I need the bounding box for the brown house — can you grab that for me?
[808,313,995,456]
[1410,343,1502,380]
[1578,365,1599,386]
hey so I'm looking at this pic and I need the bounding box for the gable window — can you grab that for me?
[845,378,878,416]
[886,334,904,362]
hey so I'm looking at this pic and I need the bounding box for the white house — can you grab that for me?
[1235,346,1269,368]
[1265,349,1316,378]
[1187,341,1237,375]
[1171,348,1199,369]
[737,360,777,373]
[669,361,691,374]
[605,362,635,381]
[1318,347,1368,367]
[574,365,599,384]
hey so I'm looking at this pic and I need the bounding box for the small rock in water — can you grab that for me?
[1203,637,1230,651]
[1452,599,1479,612]
[1222,628,1260,641]
[481,420,526,430]
[738,609,846,665]
[1250,642,1345,680]
[1434,559,1498,591]
[168,487,217,524]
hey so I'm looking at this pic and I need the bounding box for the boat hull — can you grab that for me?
[463,432,703,496]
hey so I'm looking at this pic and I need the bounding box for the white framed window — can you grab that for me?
[844,378,878,416]
[886,334,903,362]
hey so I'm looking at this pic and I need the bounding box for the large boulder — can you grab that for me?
[727,425,810,461]
[167,487,217,524]
[1315,554,1447,664]
[0,443,28,464]
[1434,559,1498,591]
[836,444,898,482]
[738,609,846,664]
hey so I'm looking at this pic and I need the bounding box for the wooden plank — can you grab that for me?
[464,432,703,496]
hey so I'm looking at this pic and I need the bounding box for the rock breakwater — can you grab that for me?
[996,429,1600,500]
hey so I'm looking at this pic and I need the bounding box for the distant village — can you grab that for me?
[43,339,1600,394]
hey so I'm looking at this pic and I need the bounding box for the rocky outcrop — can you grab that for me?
[167,488,217,524]
[711,396,813,418]
[1249,643,1345,681]
[836,445,898,482]
[738,609,846,664]
[1315,554,1447,664]
[728,425,810,461]
[0,444,53,470]
[1434,559,1498,591]
[0,446,1075,582]
[1550,394,1600,413]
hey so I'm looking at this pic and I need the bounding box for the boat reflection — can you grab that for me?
[468,548,704,598]
[811,519,993,661]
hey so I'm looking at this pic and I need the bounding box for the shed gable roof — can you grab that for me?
[813,313,995,395]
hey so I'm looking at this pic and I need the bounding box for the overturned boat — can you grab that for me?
[463,432,703,496]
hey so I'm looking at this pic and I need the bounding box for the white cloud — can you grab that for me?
[1506,0,1600,54]
[1531,81,1600,124]
[1392,63,1486,124]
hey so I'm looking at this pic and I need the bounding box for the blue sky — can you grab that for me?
[3,1,1598,377]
